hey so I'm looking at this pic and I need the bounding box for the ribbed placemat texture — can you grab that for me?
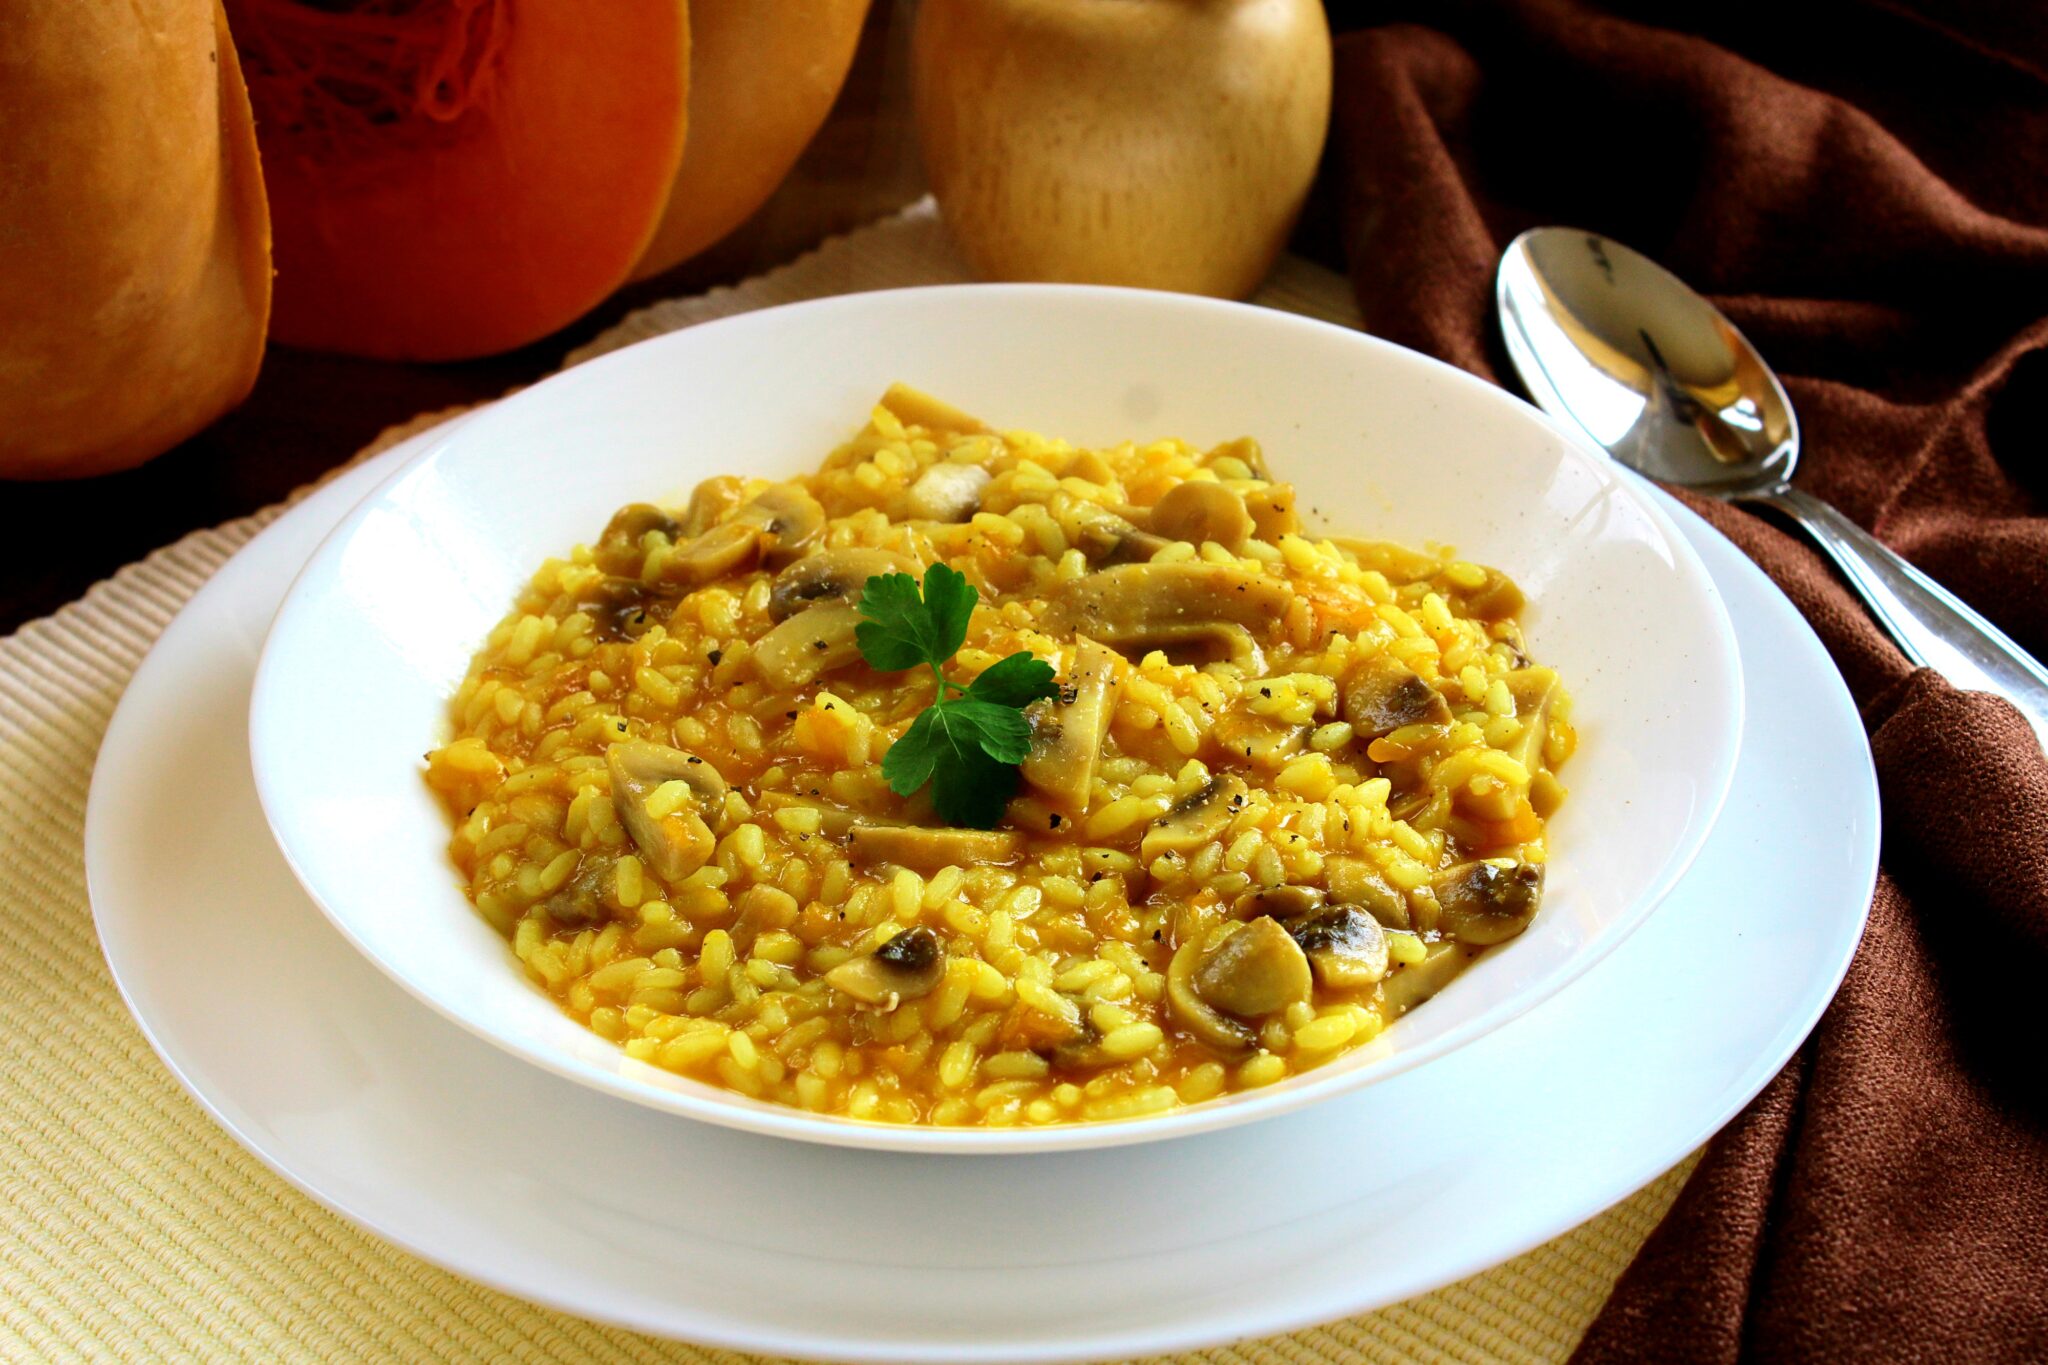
[0,201,1695,1363]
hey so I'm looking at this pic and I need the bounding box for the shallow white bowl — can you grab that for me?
[250,284,1742,1154]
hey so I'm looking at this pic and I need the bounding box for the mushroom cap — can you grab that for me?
[1191,916,1314,1018]
[1341,654,1453,741]
[1140,774,1249,862]
[768,547,918,622]
[1165,934,1255,1054]
[1288,906,1390,989]
[1432,860,1544,945]
[1233,884,1326,921]
[1149,480,1252,550]
[662,518,761,586]
[606,742,726,883]
[747,485,827,569]
[825,926,947,1006]
[679,475,746,537]
[751,603,865,691]
[654,483,827,588]
[1073,516,1172,566]
[593,503,681,577]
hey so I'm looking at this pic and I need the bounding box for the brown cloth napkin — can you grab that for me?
[1324,0,2048,1356]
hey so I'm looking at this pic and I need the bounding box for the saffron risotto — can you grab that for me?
[424,387,1575,1127]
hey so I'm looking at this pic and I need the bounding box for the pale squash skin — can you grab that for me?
[913,0,1332,300]
[631,0,872,282]
[0,1,271,479]
[239,0,689,361]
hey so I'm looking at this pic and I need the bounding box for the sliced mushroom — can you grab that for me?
[1051,1026,1113,1072]
[1233,884,1326,921]
[1342,654,1453,741]
[768,547,918,622]
[540,857,611,929]
[1432,860,1543,945]
[1167,917,1314,1053]
[1243,484,1300,541]
[825,926,946,1007]
[1020,636,1122,812]
[847,823,1022,870]
[1140,774,1249,862]
[657,483,826,587]
[1323,856,1412,929]
[751,604,863,690]
[1377,940,1474,1016]
[593,503,681,577]
[747,485,826,569]
[1073,515,1173,566]
[662,519,762,585]
[1053,562,1292,659]
[1288,906,1390,989]
[1165,936,1255,1053]
[878,383,987,435]
[1503,666,1562,773]
[1192,917,1314,1017]
[578,578,671,643]
[607,742,727,883]
[1454,566,1526,623]
[1150,481,1252,550]
[679,475,746,537]
[905,462,992,522]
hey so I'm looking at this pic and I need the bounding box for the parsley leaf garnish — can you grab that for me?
[857,564,1058,828]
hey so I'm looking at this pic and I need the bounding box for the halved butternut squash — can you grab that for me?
[630,0,870,281]
[0,1,271,478]
[230,0,690,360]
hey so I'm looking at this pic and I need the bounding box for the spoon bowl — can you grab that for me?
[1497,229,1797,492]
[1498,226,2048,751]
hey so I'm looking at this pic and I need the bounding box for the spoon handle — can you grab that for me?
[1743,484,2048,751]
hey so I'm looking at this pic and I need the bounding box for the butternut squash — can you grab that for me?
[230,0,690,360]
[0,1,271,479]
[631,0,871,281]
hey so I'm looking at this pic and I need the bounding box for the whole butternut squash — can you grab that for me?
[630,0,872,281]
[0,1,271,479]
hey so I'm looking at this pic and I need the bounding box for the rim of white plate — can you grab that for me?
[89,427,1869,1363]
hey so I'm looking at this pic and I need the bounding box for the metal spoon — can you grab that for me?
[1497,226,2048,748]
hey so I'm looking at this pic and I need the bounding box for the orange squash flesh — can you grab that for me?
[630,0,870,282]
[233,0,690,361]
[0,1,272,479]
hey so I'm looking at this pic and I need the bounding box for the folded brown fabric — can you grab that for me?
[1324,0,2048,1356]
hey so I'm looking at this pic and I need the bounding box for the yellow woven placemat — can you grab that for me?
[0,203,1695,1364]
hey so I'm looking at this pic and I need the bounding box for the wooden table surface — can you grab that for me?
[0,3,927,636]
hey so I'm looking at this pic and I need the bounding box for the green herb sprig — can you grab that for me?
[856,564,1058,828]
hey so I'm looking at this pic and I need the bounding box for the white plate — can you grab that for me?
[87,425,1874,1361]
[248,285,1744,1152]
